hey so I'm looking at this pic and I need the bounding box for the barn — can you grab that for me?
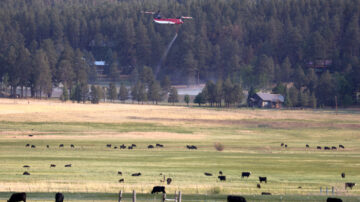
[249,92,284,108]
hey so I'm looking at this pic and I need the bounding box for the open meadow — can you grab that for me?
[0,99,359,201]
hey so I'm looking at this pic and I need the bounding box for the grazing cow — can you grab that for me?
[324,146,330,150]
[257,184,261,189]
[298,186,302,189]
[227,195,246,202]
[148,145,154,149]
[7,192,26,202]
[55,192,64,202]
[327,198,342,202]
[332,146,337,150]
[119,178,124,183]
[31,145,36,148]
[132,172,141,176]
[204,172,213,176]
[156,143,164,148]
[317,146,322,150]
[70,144,75,148]
[106,144,111,148]
[120,144,126,149]
[261,192,271,195]
[280,143,284,147]
[341,172,345,178]
[219,171,223,175]
[241,172,251,178]
[59,144,64,148]
[114,146,118,149]
[285,144,288,148]
[167,178,172,185]
[128,146,133,150]
[28,134,33,137]
[345,182,356,190]
[23,165,30,168]
[118,171,122,175]
[186,145,197,150]
[64,164,72,167]
[218,176,226,181]
[50,164,56,168]
[131,144,137,147]
[306,144,309,148]
[339,144,345,149]
[259,177,267,183]
[46,145,49,148]
[151,186,165,194]
[23,171,30,175]
[25,144,30,147]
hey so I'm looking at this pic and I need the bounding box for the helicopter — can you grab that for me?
[143,10,192,25]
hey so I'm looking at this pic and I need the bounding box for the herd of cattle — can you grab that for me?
[281,143,346,150]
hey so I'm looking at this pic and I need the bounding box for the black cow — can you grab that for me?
[341,172,345,178]
[120,144,126,149]
[132,172,141,176]
[280,143,284,147]
[59,144,64,148]
[46,145,49,148]
[327,198,342,202]
[70,144,75,148]
[284,144,288,148]
[25,144,30,147]
[306,144,309,148]
[218,176,226,181]
[148,145,154,149]
[28,134,33,137]
[345,182,356,190]
[50,164,56,168]
[118,171,122,175]
[106,144,111,148]
[167,178,172,185]
[55,192,64,202]
[8,192,26,202]
[204,172,213,176]
[332,146,337,150]
[219,171,223,175]
[23,172,30,175]
[339,144,345,149]
[31,145,36,148]
[64,164,72,167]
[23,165,30,168]
[259,176,267,183]
[119,178,124,183]
[151,186,165,194]
[114,146,118,149]
[186,145,197,150]
[241,172,251,178]
[317,146,322,150]
[131,144,137,147]
[261,192,271,195]
[128,146,133,150]
[324,146,330,150]
[257,184,261,189]
[156,143,164,148]
[227,195,246,202]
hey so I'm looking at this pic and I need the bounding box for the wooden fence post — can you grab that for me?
[118,190,122,202]
[132,190,136,202]
[178,191,182,202]
[162,193,166,202]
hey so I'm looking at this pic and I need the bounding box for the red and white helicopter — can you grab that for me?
[143,11,192,25]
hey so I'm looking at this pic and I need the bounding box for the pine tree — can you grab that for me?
[184,95,190,106]
[119,83,128,103]
[108,83,117,102]
[194,92,206,106]
[90,85,99,104]
[168,87,179,105]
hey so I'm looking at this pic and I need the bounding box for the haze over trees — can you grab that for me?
[0,0,359,107]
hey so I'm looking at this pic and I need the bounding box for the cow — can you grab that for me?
[46,145,49,148]
[218,176,226,181]
[25,144,30,147]
[128,146,133,150]
[120,144,126,149]
[119,178,124,183]
[114,146,118,149]
[50,164,56,168]
[70,144,75,148]
[219,171,223,175]
[106,144,111,148]
[64,164,72,167]
[28,134,33,137]
[148,145,154,149]
[345,182,355,190]
[227,195,246,202]
[59,144,64,148]
[151,186,165,194]
[7,192,26,202]
[261,192,271,195]
[204,172,213,176]
[341,172,345,178]
[132,172,141,176]
[156,143,164,148]
[324,146,330,150]
[284,144,288,148]
[339,144,345,149]
[280,143,284,147]
[332,146,337,150]
[167,178,172,185]
[259,176,267,183]
[23,172,30,175]
[317,146,322,150]
[23,165,30,168]
[257,184,261,189]
[327,198,342,202]
[55,192,64,202]
[31,145,36,148]
[241,172,251,178]
[131,144,137,147]
[118,171,122,175]
[306,144,309,148]
[186,145,197,150]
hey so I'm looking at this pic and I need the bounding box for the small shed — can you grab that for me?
[250,92,284,108]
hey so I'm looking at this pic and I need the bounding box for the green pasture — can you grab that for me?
[0,109,359,200]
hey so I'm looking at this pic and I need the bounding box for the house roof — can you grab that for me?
[94,61,105,66]
[256,92,284,103]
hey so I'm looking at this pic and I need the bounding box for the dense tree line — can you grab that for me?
[0,0,359,106]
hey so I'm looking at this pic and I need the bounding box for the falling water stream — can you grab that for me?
[155,33,178,77]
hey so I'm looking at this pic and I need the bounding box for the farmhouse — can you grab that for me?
[249,92,284,108]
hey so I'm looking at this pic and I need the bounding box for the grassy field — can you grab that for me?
[0,99,359,201]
